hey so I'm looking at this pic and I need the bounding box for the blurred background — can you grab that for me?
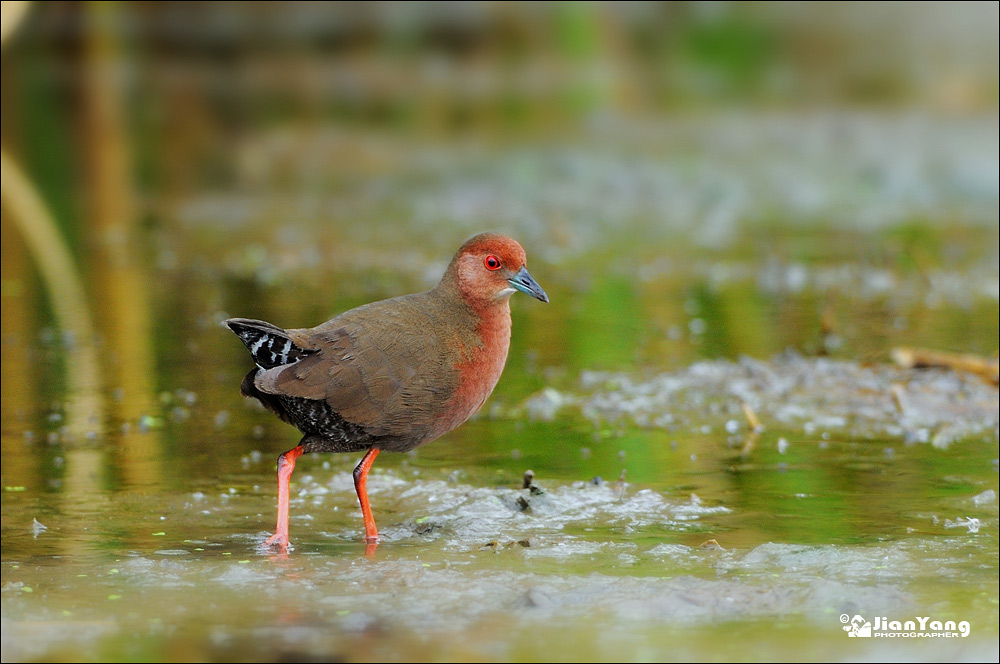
[2,2,998,662]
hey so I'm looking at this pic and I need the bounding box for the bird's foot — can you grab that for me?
[261,532,290,552]
[362,532,380,556]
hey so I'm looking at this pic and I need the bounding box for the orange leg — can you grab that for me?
[263,445,303,550]
[353,448,381,543]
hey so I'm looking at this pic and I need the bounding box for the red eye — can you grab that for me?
[484,255,502,271]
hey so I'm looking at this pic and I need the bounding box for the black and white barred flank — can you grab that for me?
[225,318,314,370]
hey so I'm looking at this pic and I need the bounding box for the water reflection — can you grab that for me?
[0,148,105,439]
[80,0,162,492]
[1,1,163,559]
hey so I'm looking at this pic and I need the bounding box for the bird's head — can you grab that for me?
[444,232,548,309]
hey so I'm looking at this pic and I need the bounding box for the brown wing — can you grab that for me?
[253,293,475,439]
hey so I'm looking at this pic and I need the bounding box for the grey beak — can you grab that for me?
[508,266,549,303]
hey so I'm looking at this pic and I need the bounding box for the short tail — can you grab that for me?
[225,318,314,370]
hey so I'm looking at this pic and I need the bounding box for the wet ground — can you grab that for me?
[2,113,998,661]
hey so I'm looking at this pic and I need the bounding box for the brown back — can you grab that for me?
[253,289,482,444]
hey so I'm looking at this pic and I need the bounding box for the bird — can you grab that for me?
[226,232,548,551]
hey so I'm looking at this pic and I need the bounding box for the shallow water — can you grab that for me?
[3,419,998,661]
[2,113,999,662]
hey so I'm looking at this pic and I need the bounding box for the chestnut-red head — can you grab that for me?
[442,232,548,309]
